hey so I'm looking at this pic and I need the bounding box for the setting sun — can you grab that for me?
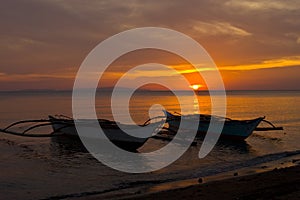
[190,84,202,90]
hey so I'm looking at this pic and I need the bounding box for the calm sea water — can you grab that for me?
[0,90,299,199]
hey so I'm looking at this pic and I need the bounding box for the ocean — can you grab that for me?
[0,90,299,199]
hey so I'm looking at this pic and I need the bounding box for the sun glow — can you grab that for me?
[190,84,202,90]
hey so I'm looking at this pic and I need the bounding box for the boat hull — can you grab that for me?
[49,117,150,152]
[166,113,264,140]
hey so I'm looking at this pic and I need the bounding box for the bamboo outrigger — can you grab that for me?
[0,115,165,151]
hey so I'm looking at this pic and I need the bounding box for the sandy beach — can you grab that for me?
[121,165,300,200]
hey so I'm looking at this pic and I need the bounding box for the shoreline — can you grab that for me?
[125,165,300,200]
[79,154,300,200]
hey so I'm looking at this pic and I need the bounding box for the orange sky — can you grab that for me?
[0,0,300,91]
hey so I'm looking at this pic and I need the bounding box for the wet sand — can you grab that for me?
[122,165,300,200]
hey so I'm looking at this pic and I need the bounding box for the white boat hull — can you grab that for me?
[165,112,264,140]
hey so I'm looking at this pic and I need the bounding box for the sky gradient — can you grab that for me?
[1,0,300,91]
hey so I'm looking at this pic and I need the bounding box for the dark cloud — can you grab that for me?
[0,0,299,90]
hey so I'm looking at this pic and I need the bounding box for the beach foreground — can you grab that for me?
[119,165,300,200]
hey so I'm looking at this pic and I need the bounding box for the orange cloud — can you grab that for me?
[193,21,252,37]
[219,56,300,71]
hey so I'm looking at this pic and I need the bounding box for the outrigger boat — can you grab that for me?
[164,110,283,140]
[48,115,164,151]
[0,112,283,149]
[0,115,164,152]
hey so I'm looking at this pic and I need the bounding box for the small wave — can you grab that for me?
[192,150,300,178]
[251,133,283,141]
[0,138,17,146]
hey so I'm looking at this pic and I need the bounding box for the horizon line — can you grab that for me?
[1,88,300,93]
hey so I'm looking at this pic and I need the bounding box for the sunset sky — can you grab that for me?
[1,0,300,91]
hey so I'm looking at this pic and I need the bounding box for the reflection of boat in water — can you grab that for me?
[215,139,252,154]
[50,135,89,154]
[164,110,283,140]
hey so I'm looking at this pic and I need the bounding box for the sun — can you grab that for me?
[190,84,202,91]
